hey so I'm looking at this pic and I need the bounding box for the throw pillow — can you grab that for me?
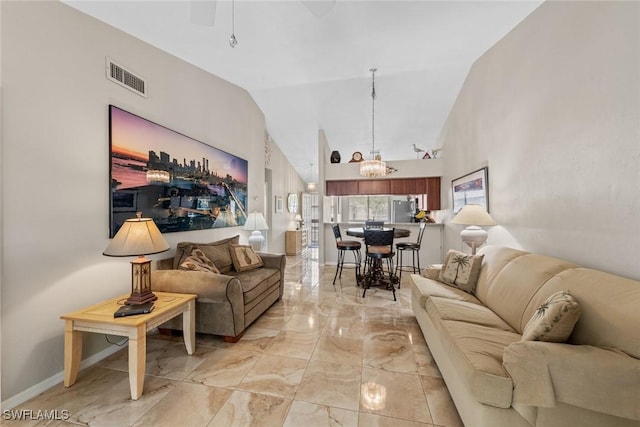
[179,247,220,274]
[229,244,264,272]
[173,235,239,273]
[439,250,484,293]
[522,290,581,342]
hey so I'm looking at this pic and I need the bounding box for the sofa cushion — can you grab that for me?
[477,252,579,333]
[439,320,521,408]
[229,267,280,306]
[439,250,484,293]
[229,244,264,272]
[410,274,482,310]
[174,235,239,273]
[179,247,220,274]
[522,290,581,342]
[426,297,515,332]
[523,268,640,360]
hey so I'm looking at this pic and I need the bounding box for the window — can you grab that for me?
[346,196,390,222]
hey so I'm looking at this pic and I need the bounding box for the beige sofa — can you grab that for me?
[151,236,286,342]
[410,245,640,427]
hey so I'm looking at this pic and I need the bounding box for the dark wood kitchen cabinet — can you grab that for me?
[326,177,440,210]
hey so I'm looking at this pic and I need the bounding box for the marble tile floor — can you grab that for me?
[8,249,463,427]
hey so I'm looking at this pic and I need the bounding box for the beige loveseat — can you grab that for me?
[151,236,286,342]
[410,245,640,427]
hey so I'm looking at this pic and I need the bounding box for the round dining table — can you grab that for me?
[345,227,411,301]
[346,227,411,239]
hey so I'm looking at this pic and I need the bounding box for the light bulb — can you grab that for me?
[229,34,237,48]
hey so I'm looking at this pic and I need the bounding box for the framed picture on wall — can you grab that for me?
[109,105,249,236]
[452,167,489,214]
[275,196,283,213]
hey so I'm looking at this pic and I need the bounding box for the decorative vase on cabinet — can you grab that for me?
[330,151,341,163]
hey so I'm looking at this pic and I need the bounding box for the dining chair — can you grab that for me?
[331,224,362,285]
[394,221,427,287]
[362,228,397,300]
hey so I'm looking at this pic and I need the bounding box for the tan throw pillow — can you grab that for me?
[174,235,239,273]
[229,244,264,272]
[522,290,581,342]
[439,250,484,293]
[179,247,220,274]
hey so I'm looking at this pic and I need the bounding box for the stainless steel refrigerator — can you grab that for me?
[392,200,414,223]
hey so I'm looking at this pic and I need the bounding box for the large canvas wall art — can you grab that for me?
[109,105,248,237]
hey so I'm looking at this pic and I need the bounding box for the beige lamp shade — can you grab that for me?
[243,212,269,231]
[104,215,170,257]
[451,205,496,255]
[451,204,496,226]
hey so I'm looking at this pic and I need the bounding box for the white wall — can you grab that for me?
[266,138,306,254]
[0,1,299,402]
[439,1,640,279]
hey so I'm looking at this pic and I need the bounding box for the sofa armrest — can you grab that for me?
[258,252,286,299]
[503,341,640,421]
[421,264,443,280]
[258,252,286,271]
[152,270,243,305]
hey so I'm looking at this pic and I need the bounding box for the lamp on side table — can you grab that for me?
[103,212,170,305]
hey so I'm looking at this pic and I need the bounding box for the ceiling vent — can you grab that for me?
[106,58,147,98]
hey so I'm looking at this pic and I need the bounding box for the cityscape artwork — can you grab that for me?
[109,105,248,237]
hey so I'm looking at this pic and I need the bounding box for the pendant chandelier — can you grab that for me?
[360,68,387,178]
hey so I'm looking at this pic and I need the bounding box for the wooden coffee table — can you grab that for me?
[60,291,197,400]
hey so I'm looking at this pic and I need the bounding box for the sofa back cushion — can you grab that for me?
[474,246,528,302]
[174,235,239,273]
[475,246,578,333]
[523,268,640,359]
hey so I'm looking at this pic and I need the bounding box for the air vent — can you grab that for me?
[106,58,147,98]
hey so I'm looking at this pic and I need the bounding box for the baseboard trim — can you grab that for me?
[1,343,123,410]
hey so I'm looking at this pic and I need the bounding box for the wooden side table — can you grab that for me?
[285,230,302,255]
[60,291,197,400]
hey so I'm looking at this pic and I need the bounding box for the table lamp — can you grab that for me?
[450,204,496,255]
[244,211,269,251]
[103,212,170,305]
[295,214,302,230]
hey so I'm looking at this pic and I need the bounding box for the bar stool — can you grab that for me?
[362,228,397,301]
[394,221,427,287]
[332,224,362,285]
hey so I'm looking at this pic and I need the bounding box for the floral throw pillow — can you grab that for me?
[439,250,484,293]
[179,247,220,274]
[229,244,264,272]
[522,290,581,342]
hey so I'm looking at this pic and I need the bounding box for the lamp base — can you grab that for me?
[124,291,157,305]
[460,225,488,255]
[125,256,158,305]
[248,230,265,252]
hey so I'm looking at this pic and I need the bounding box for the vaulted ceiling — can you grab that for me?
[65,0,541,182]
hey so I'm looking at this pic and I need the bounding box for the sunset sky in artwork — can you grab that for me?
[110,106,248,183]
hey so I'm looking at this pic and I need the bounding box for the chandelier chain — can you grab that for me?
[370,68,377,158]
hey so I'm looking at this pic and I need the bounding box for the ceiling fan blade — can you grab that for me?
[301,0,336,18]
[190,0,217,26]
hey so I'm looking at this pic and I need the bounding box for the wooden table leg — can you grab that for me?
[183,299,196,355]
[63,320,82,387]
[128,324,146,400]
